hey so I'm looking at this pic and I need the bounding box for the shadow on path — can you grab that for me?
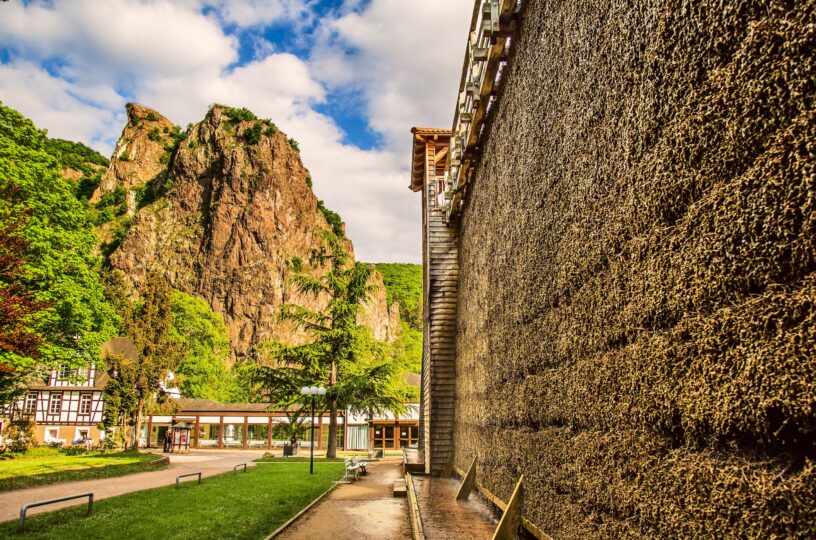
[278,459,411,540]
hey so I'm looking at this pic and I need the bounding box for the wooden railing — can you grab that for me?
[445,0,522,222]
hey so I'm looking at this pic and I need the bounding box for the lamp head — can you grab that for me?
[300,386,310,396]
[309,386,319,395]
[317,387,326,396]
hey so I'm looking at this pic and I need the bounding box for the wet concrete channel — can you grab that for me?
[409,474,497,539]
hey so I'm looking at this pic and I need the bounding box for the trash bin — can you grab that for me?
[283,443,294,457]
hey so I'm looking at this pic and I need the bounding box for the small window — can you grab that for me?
[79,394,92,415]
[24,393,37,413]
[48,393,63,415]
[58,365,72,381]
[77,366,90,382]
[47,428,59,440]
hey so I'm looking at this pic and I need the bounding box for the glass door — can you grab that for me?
[384,426,395,449]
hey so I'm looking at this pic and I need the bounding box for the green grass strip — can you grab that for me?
[1,462,344,539]
[0,451,165,492]
[253,457,344,463]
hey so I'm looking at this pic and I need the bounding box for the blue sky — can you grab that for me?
[0,0,473,262]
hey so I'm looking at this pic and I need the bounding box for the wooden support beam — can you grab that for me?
[492,475,523,540]
[456,458,477,500]
[218,415,224,449]
[434,146,449,164]
[243,416,248,450]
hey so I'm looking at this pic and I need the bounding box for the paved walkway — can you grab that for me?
[278,459,412,540]
[0,449,265,523]
[410,474,496,539]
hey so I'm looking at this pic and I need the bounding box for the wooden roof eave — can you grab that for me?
[410,128,453,192]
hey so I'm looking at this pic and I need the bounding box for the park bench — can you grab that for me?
[343,457,368,481]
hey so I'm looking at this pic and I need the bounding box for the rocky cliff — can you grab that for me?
[94,103,399,360]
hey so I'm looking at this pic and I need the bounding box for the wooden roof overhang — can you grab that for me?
[410,127,452,191]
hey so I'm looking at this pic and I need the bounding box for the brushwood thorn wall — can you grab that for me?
[452,0,816,537]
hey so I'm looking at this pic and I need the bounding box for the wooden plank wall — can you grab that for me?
[421,138,459,475]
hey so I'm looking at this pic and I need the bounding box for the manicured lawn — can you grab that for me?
[254,457,344,463]
[0,450,165,491]
[1,462,345,539]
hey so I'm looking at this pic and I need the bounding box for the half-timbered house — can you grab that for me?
[2,364,107,446]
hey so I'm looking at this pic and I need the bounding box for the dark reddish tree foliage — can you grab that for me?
[0,188,48,363]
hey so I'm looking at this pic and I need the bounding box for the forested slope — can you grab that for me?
[374,263,422,373]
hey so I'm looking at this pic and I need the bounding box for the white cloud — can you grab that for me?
[0,0,236,82]
[0,61,125,155]
[302,0,473,261]
[311,0,473,151]
[139,53,324,126]
[202,0,313,28]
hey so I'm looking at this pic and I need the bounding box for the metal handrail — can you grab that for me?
[233,463,247,474]
[19,492,93,531]
[176,472,202,488]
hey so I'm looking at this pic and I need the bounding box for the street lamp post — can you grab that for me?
[300,385,326,475]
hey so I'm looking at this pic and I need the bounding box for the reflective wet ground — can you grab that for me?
[410,474,497,539]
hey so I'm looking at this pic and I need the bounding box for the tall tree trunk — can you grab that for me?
[326,360,338,458]
[327,396,338,458]
[133,396,144,451]
[120,415,130,449]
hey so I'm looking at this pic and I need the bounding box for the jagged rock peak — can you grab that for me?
[90,103,176,213]
[103,103,399,360]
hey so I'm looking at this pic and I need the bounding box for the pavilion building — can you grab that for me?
[142,399,419,452]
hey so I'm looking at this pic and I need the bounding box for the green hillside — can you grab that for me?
[374,263,422,373]
[43,137,109,202]
[374,263,422,328]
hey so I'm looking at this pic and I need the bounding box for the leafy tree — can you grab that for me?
[43,137,109,168]
[258,231,406,458]
[373,263,423,373]
[0,193,48,359]
[0,191,51,401]
[105,272,184,449]
[0,102,117,378]
[3,417,37,453]
[224,107,257,122]
[241,122,263,145]
[263,122,277,137]
[316,200,345,238]
[170,291,237,401]
[391,322,422,374]
[43,137,108,203]
[243,344,323,444]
